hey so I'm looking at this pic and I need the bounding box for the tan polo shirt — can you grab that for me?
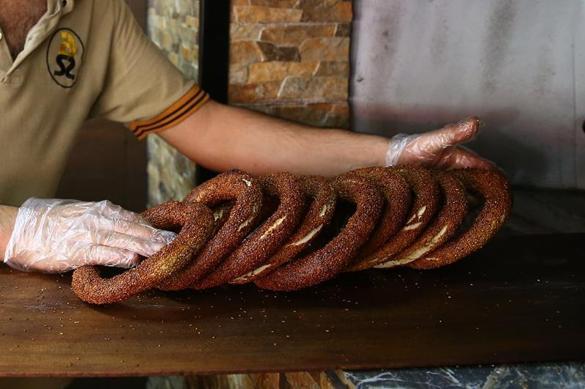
[0,0,208,206]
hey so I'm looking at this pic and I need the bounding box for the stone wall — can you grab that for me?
[229,0,352,129]
[146,0,200,206]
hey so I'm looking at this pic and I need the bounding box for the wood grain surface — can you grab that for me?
[0,234,583,377]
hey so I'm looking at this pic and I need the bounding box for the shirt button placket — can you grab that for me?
[0,27,11,79]
[0,32,5,82]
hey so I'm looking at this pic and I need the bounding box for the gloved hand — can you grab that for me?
[3,198,176,273]
[385,117,495,169]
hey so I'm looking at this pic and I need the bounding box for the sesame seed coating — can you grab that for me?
[70,167,512,304]
[71,201,214,305]
[194,172,305,289]
[255,176,383,291]
[157,171,264,290]
[349,167,440,271]
[232,176,337,284]
[345,167,412,256]
[376,171,468,268]
[408,169,512,269]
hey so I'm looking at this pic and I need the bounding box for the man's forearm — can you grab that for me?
[0,205,17,258]
[161,101,389,176]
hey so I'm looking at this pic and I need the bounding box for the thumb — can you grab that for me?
[423,117,480,151]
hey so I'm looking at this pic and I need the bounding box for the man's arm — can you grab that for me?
[159,100,388,176]
[159,100,492,176]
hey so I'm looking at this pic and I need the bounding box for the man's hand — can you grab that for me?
[2,199,176,273]
[386,117,494,170]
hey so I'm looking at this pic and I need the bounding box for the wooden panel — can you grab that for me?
[125,0,146,28]
[56,119,147,212]
[0,234,583,377]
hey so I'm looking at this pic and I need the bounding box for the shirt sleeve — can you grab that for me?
[92,0,209,140]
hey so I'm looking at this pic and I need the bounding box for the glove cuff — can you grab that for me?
[3,198,70,271]
[385,133,414,167]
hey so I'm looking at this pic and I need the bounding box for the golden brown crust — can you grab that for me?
[255,175,383,291]
[70,167,511,304]
[71,201,214,305]
[349,167,440,271]
[232,176,337,284]
[408,169,512,269]
[345,167,412,256]
[376,171,468,268]
[194,172,305,289]
[158,171,264,290]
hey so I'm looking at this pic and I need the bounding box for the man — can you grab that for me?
[0,0,492,273]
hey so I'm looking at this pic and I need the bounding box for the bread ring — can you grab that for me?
[194,172,305,289]
[349,167,440,271]
[211,203,234,230]
[69,167,511,304]
[409,169,512,269]
[255,175,383,291]
[232,176,337,284]
[158,171,263,290]
[346,167,411,256]
[71,201,214,305]
[376,171,468,268]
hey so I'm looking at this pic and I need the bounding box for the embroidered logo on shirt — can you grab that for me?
[46,28,84,88]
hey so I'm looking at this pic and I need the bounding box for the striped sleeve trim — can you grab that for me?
[128,86,210,140]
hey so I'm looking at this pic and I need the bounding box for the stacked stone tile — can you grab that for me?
[148,0,200,80]
[229,0,352,128]
[146,0,201,206]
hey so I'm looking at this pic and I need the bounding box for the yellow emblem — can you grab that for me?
[58,31,78,57]
[48,28,84,88]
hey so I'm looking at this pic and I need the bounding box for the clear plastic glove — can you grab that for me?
[385,117,495,169]
[3,198,177,273]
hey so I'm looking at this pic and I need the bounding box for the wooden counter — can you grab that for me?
[0,234,583,377]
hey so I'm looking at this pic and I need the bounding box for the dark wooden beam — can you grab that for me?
[0,234,583,375]
[199,0,230,102]
[197,0,231,183]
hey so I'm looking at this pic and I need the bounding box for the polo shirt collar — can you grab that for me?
[6,0,75,75]
[47,0,75,16]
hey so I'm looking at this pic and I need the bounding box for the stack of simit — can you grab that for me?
[72,167,512,304]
